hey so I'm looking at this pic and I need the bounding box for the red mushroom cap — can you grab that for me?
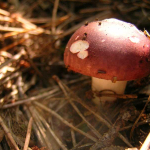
[64,18,150,81]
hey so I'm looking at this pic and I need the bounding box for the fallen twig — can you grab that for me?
[97,93,138,99]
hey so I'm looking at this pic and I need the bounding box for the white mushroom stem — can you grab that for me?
[92,77,127,105]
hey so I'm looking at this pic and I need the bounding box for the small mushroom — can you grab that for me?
[64,18,150,105]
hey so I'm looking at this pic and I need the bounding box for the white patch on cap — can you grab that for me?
[77,50,88,59]
[70,40,89,54]
[129,36,140,43]
[145,44,149,48]
[101,39,105,42]
[75,36,79,40]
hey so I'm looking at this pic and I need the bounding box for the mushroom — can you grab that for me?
[64,18,150,105]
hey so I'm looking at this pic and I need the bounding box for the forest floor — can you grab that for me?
[0,0,150,150]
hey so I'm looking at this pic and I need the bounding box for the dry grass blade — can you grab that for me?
[71,129,76,147]
[125,148,138,150]
[28,103,67,150]
[2,88,59,109]
[140,132,150,150]
[51,0,60,34]
[67,100,102,139]
[0,26,24,32]
[120,119,150,132]
[16,16,37,29]
[13,15,44,35]
[0,1,150,149]
[79,6,111,13]
[78,101,133,147]
[58,10,115,38]
[0,71,21,86]
[28,105,53,150]
[23,117,33,150]
[26,49,48,87]
[0,115,20,150]
[0,15,12,22]
[34,101,98,142]
[0,49,26,69]
[38,113,68,150]
[97,93,138,99]
[130,96,150,140]
[53,75,102,139]
[0,51,12,58]
[23,105,46,148]
[0,8,10,16]
[0,38,26,52]
[3,28,45,39]
[58,79,133,147]
[3,30,29,39]
[70,136,92,150]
